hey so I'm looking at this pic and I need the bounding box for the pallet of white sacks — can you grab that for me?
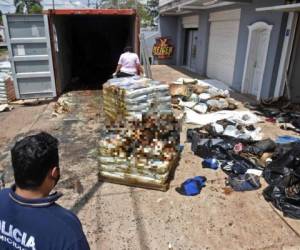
[97,153,180,192]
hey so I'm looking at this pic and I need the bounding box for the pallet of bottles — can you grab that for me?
[98,113,180,191]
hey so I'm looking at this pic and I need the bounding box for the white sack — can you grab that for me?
[184,108,260,126]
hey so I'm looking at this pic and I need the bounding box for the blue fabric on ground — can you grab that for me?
[176,176,207,196]
[276,136,300,144]
[202,158,219,170]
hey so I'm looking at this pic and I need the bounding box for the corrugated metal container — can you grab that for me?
[3,9,140,99]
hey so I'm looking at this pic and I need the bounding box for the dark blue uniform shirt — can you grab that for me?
[0,186,90,250]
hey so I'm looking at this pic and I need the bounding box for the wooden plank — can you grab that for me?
[98,174,169,192]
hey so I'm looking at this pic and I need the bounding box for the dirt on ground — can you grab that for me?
[1,65,300,250]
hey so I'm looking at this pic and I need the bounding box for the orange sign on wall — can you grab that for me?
[152,37,175,59]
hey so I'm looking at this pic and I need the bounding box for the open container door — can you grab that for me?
[3,14,56,99]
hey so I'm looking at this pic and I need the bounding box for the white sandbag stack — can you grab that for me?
[103,77,172,122]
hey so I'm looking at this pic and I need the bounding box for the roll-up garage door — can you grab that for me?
[182,15,199,29]
[207,9,241,86]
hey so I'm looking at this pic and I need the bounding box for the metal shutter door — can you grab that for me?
[207,9,241,86]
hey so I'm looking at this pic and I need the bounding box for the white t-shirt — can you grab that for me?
[118,52,140,75]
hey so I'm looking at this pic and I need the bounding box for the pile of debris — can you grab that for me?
[99,77,181,191]
[247,101,300,134]
[53,97,71,115]
[187,126,270,190]
[170,78,238,114]
[187,117,300,219]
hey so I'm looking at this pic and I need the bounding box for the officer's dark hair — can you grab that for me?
[124,46,133,53]
[11,132,59,189]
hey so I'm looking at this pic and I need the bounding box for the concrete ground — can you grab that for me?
[1,65,300,250]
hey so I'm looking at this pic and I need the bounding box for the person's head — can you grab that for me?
[124,46,133,53]
[11,132,60,193]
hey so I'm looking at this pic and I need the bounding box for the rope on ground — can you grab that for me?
[268,202,300,238]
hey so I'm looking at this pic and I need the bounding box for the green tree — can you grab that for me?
[95,0,154,27]
[14,0,43,14]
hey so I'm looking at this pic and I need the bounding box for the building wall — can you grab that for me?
[158,16,178,65]
[159,0,287,98]
[232,0,286,98]
[196,13,209,75]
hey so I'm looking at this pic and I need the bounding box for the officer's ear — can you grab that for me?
[50,167,60,179]
[48,167,60,188]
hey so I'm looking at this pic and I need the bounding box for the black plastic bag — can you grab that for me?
[263,185,300,219]
[243,139,276,156]
[228,174,261,192]
[263,143,300,219]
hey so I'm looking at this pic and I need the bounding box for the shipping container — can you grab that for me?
[3,9,140,99]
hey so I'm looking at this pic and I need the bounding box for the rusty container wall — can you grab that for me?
[46,9,139,95]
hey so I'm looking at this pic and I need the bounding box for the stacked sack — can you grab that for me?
[103,77,172,122]
[0,61,14,104]
[170,78,238,114]
[100,77,180,190]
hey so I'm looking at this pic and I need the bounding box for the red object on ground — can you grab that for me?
[266,117,276,123]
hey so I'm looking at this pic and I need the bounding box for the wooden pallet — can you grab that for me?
[98,154,180,192]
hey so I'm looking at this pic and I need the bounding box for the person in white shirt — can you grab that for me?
[113,46,144,77]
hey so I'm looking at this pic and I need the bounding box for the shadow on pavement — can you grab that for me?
[70,181,103,215]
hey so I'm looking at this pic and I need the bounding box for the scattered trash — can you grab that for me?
[176,176,207,196]
[212,123,224,134]
[233,143,244,154]
[178,100,197,109]
[246,101,300,134]
[169,84,190,97]
[222,187,234,195]
[53,98,71,115]
[172,78,198,85]
[193,103,208,114]
[246,169,263,176]
[198,93,211,101]
[266,117,276,123]
[0,104,13,112]
[187,126,269,193]
[227,174,261,192]
[156,198,165,203]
